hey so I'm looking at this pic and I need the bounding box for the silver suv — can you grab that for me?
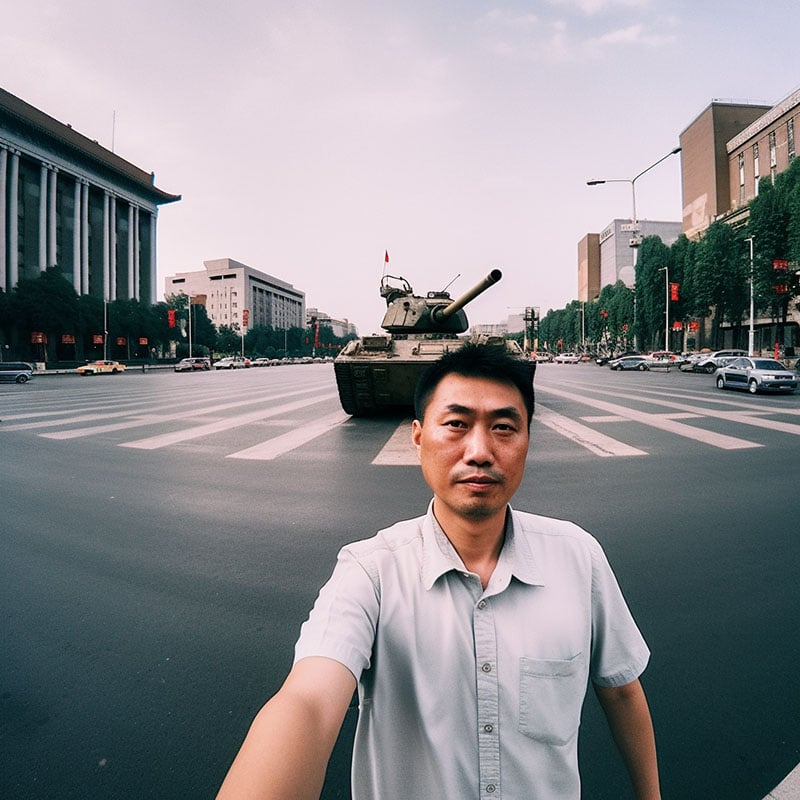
[0,361,35,383]
[693,349,747,374]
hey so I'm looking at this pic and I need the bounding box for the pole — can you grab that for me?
[103,300,108,360]
[188,296,193,358]
[664,268,669,352]
[745,237,755,356]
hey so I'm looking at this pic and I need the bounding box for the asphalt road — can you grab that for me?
[1,363,799,799]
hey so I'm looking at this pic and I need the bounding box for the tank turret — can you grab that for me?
[380,269,502,335]
[334,268,533,415]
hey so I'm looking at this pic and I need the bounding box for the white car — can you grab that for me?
[553,352,581,364]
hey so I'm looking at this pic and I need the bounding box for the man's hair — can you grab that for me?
[414,343,535,426]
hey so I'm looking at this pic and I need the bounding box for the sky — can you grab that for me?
[2,0,798,336]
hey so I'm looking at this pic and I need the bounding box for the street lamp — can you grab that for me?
[587,146,682,349]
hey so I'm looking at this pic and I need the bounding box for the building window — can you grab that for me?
[769,130,777,182]
[789,118,795,162]
[753,142,759,197]
[738,152,745,202]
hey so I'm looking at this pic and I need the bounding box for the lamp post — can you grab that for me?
[744,236,755,356]
[587,146,682,351]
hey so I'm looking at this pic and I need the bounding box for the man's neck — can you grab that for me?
[432,501,508,589]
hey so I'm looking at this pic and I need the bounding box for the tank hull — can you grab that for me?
[334,335,534,415]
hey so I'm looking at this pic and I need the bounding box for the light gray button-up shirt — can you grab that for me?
[294,504,650,799]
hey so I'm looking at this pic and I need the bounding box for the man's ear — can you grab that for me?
[411,419,422,452]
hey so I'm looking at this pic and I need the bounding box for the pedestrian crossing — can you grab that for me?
[1,369,799,462]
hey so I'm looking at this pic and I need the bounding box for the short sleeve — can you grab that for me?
[293,547,380,681]
[589,543,651,687]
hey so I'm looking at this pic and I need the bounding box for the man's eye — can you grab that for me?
[444,419,467,429]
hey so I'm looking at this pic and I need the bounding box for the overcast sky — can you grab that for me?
[2,1,797,334]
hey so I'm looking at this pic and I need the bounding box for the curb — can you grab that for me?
[764,764,800,799]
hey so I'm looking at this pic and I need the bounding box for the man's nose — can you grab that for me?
[463,427,493,465]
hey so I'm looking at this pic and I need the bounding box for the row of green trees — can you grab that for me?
[540,158,800,354]
[0,271,354,364]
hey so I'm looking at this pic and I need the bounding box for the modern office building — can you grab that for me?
[578,219,682,301]
[0,87,179,303]
[165,258,306,331]
[305,308,357,338]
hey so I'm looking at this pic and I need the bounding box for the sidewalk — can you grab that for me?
[764,764,800,799]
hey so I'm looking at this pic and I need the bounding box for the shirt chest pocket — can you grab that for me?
[518,654,585,746]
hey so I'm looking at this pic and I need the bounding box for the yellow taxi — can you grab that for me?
[76,360,126,376]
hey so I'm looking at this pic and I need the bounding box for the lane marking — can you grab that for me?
[536,385,762,450]
[120,392,339,450]
[372,419,416,465]
[228,411,351,460]
[536,405,647,457]
[38,386,330,440]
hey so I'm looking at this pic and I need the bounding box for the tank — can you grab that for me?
[334,268,535,415]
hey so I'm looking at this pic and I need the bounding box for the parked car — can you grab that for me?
[714,357,798,393]
[76,360,126,376]
[0,361,35,383]
[533,351,553,363]
[648,351,686,365]
[608,355,651,371]
[174,357,211,372]
[553,352,581,364]
[690,349,747,374]
[214,356,247,370]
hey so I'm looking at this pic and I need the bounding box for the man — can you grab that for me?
[217,343,660,800]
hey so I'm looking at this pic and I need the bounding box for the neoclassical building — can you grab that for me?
[0,87,179,304]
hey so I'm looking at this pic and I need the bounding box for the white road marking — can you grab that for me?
[120,392,339,450]
[372,419,417,465]
[38,386,329,440]
[536,405,647,457]
[536,385,762,450]
[228,411,351,460]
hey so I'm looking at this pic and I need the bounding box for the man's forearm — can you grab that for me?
[594,679,661,800]
[217,659,355,800]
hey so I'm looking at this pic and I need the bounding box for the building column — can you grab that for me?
[39,163,48,270]
[109,195,117,300]
[149,211,157,305]
[72,178,81,290]
[8,150,19,288]
[133,206,140,301]
[47,167,58,267]
[127,203,135,300]
[80,181,89,294]
[0,147,6,292]
[102,192,110,301]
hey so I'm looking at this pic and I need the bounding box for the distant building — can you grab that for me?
[578,219,682,301]
[471,322,507,337]
[306,308,357,338]
[0,87,179,303]
[164,258,305,331]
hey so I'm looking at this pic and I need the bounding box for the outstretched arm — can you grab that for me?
[217,656,357,800]
[594,678,660,800]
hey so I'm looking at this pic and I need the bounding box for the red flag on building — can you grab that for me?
[385,250,389,263]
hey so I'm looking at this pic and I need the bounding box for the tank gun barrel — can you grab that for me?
[432,269,502,323]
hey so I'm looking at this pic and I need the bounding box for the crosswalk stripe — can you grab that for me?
[120,392,339,450]
[536,385,762,450]
[535,405,647,457]
[372,419,416,465]
[38,385,329,440]
[228,411,351,460]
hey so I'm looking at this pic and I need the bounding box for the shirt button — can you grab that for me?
[481,663,492,673]
[477,600,487,609]
[483,723,494,733]
[486,784,497,793]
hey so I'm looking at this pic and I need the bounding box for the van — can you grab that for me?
[0,361,35,383]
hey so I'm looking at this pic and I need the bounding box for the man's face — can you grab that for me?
[411,374,529,524]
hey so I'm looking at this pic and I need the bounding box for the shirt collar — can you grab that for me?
[421,501,544,590]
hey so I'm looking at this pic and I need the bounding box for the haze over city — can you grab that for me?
[2,0,797,335]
